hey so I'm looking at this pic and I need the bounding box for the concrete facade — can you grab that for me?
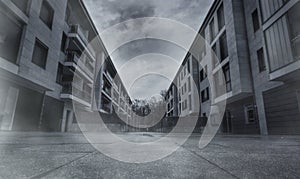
[165,0,300,135]
[0,0,131,132]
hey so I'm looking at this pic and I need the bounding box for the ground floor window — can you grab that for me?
[244,104,255,124]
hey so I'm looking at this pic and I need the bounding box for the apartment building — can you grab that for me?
[165,82,178,117]
[0,0,131,132]
[165,53,200,118]
[198,0,259,134]
[95,56,133,126]
[166,0,300,135]
[243,0,300,134]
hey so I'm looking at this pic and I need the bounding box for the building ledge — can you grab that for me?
[269,60,300,82]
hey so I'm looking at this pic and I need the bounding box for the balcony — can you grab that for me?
[100,95,112,113]
[269,35,300,82]
[69,24,89,46]
[60,81,92,106]
[67,24,96,61]
[64,53,94,82]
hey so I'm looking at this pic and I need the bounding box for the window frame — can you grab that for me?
[257,47,266,72]
[244,104,256,124]
[222,63,232,92]
[32,38,49,69]
[217,3,225,31]
[39,0,54,29]
[252,9,260,33]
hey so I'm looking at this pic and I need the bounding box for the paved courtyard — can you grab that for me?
[0,132,299,179]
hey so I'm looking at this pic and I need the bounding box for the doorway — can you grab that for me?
[222,110,232,133]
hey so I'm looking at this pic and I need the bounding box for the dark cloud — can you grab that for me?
[84,0,214,99]
[113,3,155,24]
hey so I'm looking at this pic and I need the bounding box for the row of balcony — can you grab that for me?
[60,24,96,106]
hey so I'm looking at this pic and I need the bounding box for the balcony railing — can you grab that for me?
[69,24,89,45]
[61,81,91,103]
[65,53,94,77]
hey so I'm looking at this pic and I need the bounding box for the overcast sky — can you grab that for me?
[84,0,213,99]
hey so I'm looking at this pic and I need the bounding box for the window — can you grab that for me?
[210,18,216,41]
[188,95,192,110]
[252,9,260,33]
[61,32,67,52]
[201,87,209,103]
[179,102,181,114]
[188,77,191,92]
[212,44,218,68]
[11,0,30,15]
[220,32,228,61]
[265,2,300,71]
[287,2,300,60]
[0,11,23,64]
[217,3,225,31]
[257,48,266,72]
[187,59,190,73]
[56,62,64,85]
[184,83,187,93]
[223,63,232,92]
[200,66,207,82]
[40,0,54,29]
[244,104,255,124]
[32,38,48,69]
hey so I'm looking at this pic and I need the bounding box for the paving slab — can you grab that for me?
[0,132,299,178]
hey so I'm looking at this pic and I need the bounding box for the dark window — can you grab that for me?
[56,62,64,85]
[200,69,204,81]
[212,44,218,67]
[187,59,190,73]
[40,0,54,29]
[257,48,266,72]
[217,3,225,31]
[0,11,23,64]
[252,9,260,33]
[32,38,48,69]
[11,0,30,15]
[210,18,216,42]
[223,63,232,92]
[61,32,67,52]
[201,87,209,103]
[179,102,181,113]
[220,32,228,61]
[200,66,207,82]
[245,104,255,124]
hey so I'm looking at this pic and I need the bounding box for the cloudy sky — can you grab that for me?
[84,0,213,99]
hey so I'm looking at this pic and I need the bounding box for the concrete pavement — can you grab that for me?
[0,132,299,178]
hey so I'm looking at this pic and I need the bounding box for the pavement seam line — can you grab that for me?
[29,151,97,179]
[178,144,240,179]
